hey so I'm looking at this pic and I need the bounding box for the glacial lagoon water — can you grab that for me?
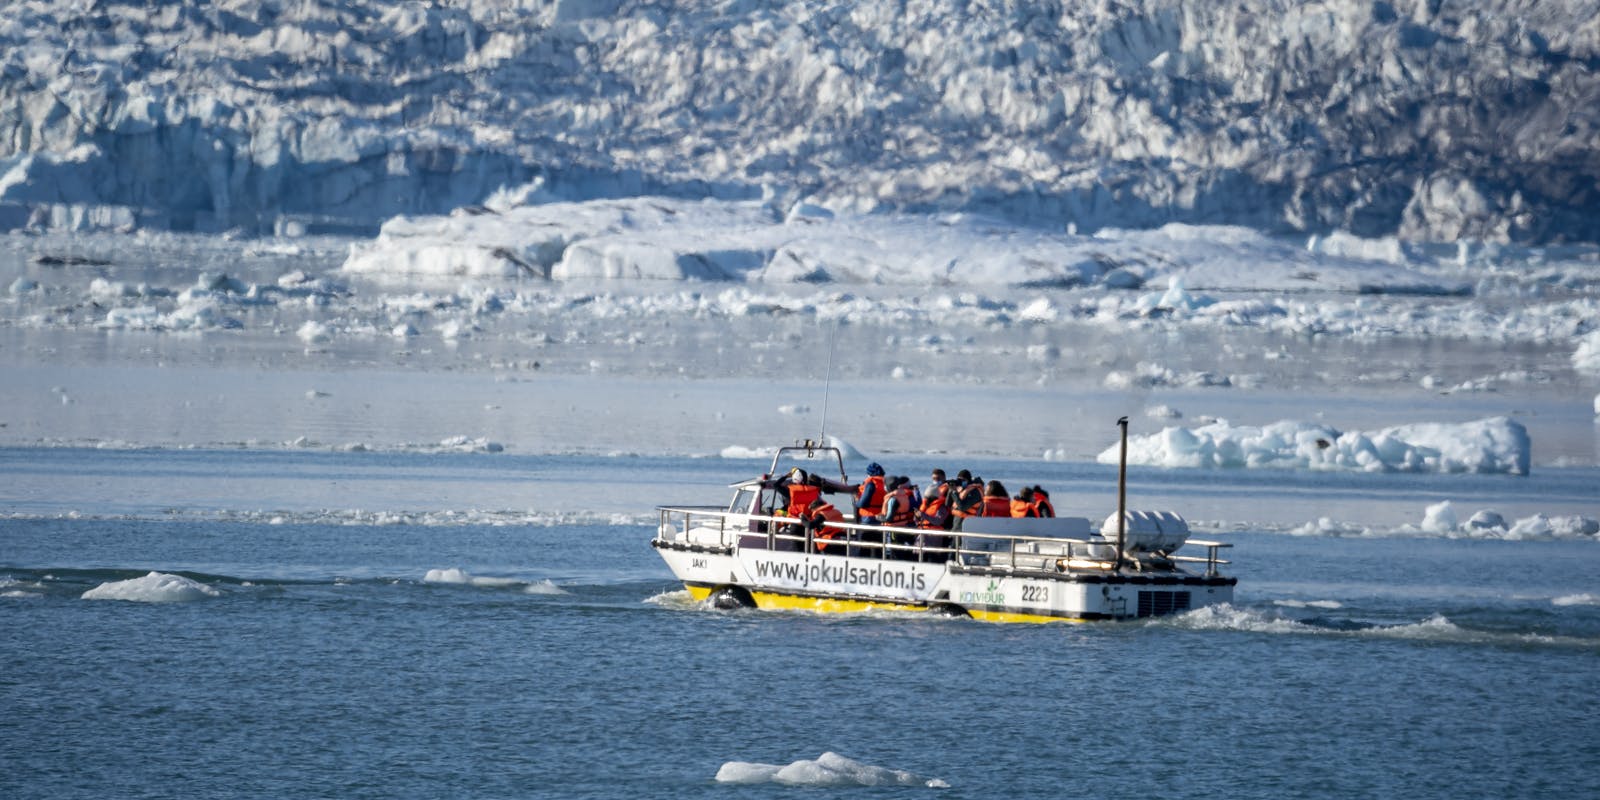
[3,447,1598,799]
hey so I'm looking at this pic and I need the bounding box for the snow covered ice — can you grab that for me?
[3,1,1599,244]
[1102,417,1532,474]
[0,0,1596,539]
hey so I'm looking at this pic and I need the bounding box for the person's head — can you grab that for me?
[790,467,807,484]
[1017,486,1035,501]
[930,468,946,484]
[985,480,1006,497]
[809,498,828,510]
[956,469,972,484]
[1033,485,1049,498]
[866,462,884,477]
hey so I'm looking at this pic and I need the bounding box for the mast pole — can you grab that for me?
[819,317,840,443]
[1115,416,1129,572]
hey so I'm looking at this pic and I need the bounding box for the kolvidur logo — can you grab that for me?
[753,558,928,593]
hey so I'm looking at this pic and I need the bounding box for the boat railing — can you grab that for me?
[655,506,1231,575]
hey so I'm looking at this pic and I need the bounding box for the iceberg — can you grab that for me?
[1101,417,1531,475]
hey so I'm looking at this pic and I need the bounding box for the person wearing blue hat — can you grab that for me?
[854,462,887,525]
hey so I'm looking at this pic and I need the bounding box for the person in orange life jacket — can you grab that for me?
[914,469,955,561]
[1011,485,1040,518]
[804,497,847,554]
[783,467,820,518]
[916,469,954,531]
[950,470,984,530]
[981,480,1012,517]
[880,476,917,527]
[1030,485,1056,518]
[880,476,918,560]
[854,462,887,524]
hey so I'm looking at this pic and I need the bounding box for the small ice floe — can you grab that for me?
[82,572,220,602]
[1421,501,1459,533]
[776,403,811,415]
[1553,593,1599,607]
[715,752,947,789]
[1573,332,1600,373]
[1146,404,1183,419]
[1104,362,1232,390]
[437,436,504,453]
[1505,514,1600,540]
[1466,510,1507,531]
[1290,517,1370,537]
[297,320,332,344]
[826,436,866,460]
[720,444,776,459]
[422,568,523,588]
[1274,599,1344,610]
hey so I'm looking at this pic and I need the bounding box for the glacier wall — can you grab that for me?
[2,0,1596,242]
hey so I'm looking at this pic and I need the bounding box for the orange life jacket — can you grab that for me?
[982,495,1011,517]
[884,485,916,527]
[916,487,950,529]
[787,483,820,516]
[809,502,846,553]
[855,475,886,517]
[1011,498,1039,518]
[1033,495,1056,518]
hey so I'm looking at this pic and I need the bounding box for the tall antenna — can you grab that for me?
[1115,415,1129,572]
[818,316,840,443]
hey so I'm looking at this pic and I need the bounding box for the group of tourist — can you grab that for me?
[767,462,1056,559]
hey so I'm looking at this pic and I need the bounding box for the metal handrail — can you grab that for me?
[654,506,1228,575]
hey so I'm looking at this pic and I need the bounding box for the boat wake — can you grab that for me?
[1167,604,1600,650]
[0,508,654,527]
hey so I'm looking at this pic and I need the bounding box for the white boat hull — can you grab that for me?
[652,510,1234,622]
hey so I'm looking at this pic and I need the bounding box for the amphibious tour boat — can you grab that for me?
[651,420,1236,623]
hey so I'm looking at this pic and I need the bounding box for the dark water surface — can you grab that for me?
[3,451,1598,799]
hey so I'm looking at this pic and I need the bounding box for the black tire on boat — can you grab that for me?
[927,603,970,618]
[708,585,755,610]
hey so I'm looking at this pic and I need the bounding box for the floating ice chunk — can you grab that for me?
[1502,514,1597,540]
[1466,510,1506,530]
[1017,297,1056,322]
[720,444,776,459]
[10,277,38,295]
[776,404,811,415]
[715,752,945,788]
[1146,404,1183,419]
[82,572,220,602]
[826,436,866,461]
[1421,501,1458,533]
[423,568,523,588]
[1575,333,1600,373]
[1553,593,1600,607]
[437,436,503,453]
[1290,517,1370,537]
[297,320,332,344]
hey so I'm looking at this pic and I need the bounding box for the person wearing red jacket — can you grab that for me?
[981,480,1011,517]
[805,498,847,554]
